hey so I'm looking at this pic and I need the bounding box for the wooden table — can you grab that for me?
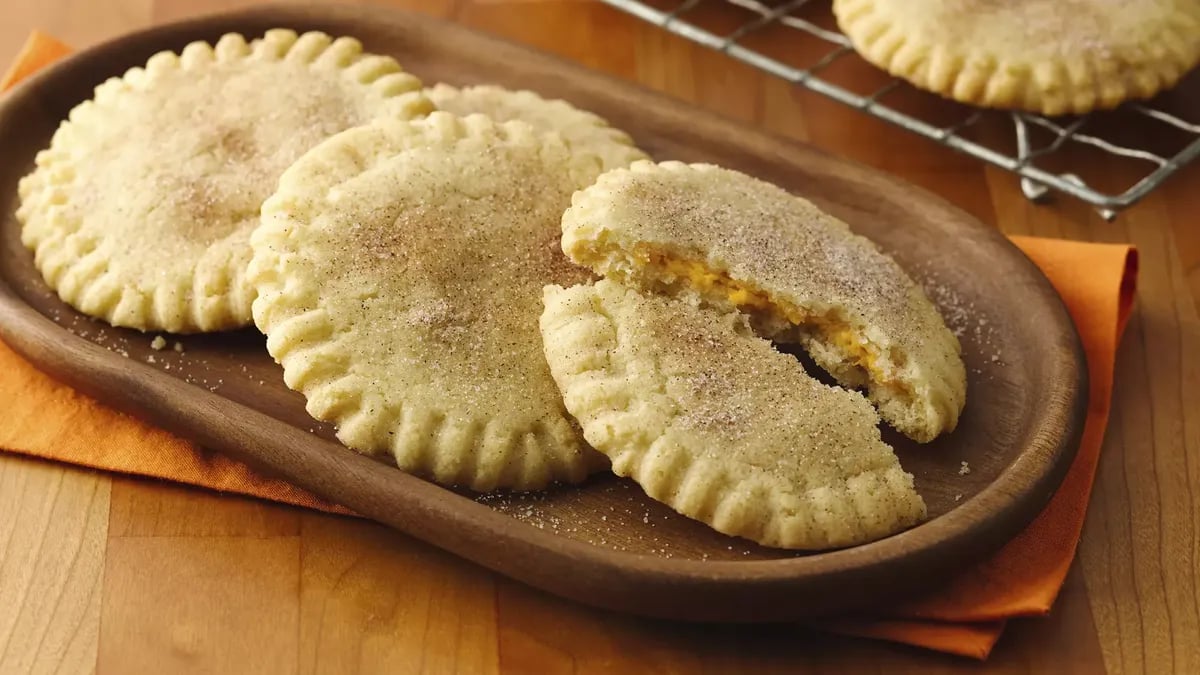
[2,1,1197,673]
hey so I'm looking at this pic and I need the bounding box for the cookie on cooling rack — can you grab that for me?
[17,29,431,333]
[425,83,648,173]
[560,160,966,444]
[248,112,621,491]
[832,0,1200,115]
[540,279,927,550]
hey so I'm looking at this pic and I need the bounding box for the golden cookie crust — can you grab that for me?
[248,112,609,491]
[833,0,1200,115]
[540,280,927,550]
[17,29,431,333]
[425,83,648,174]
[561,160,966,444]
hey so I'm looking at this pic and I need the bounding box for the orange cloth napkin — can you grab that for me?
[1,33,1138,660]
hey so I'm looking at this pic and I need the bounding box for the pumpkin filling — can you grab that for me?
[635,249,897,388]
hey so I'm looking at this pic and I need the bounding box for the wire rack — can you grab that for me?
[600,0,1200,219]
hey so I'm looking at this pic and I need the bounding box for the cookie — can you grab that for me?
[833,0,1200,115]
[16,29,431,333]
[561,160,966,443]
[540,279,927,549]
[425,83,648,175]
[248,112,612,491]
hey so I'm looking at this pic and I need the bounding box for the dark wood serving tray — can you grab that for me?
[0,4,1087,622]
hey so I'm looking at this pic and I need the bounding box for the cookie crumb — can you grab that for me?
[174,341,184,353]
[959,461,971,476]
[954,493,963,502]
[150,335,167,350]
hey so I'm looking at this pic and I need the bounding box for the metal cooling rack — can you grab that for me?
[601,0,1200,219]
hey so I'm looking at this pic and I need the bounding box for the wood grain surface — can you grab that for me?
[1,0,1197,673]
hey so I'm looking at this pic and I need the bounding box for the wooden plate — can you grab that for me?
[0,5,1087,622]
